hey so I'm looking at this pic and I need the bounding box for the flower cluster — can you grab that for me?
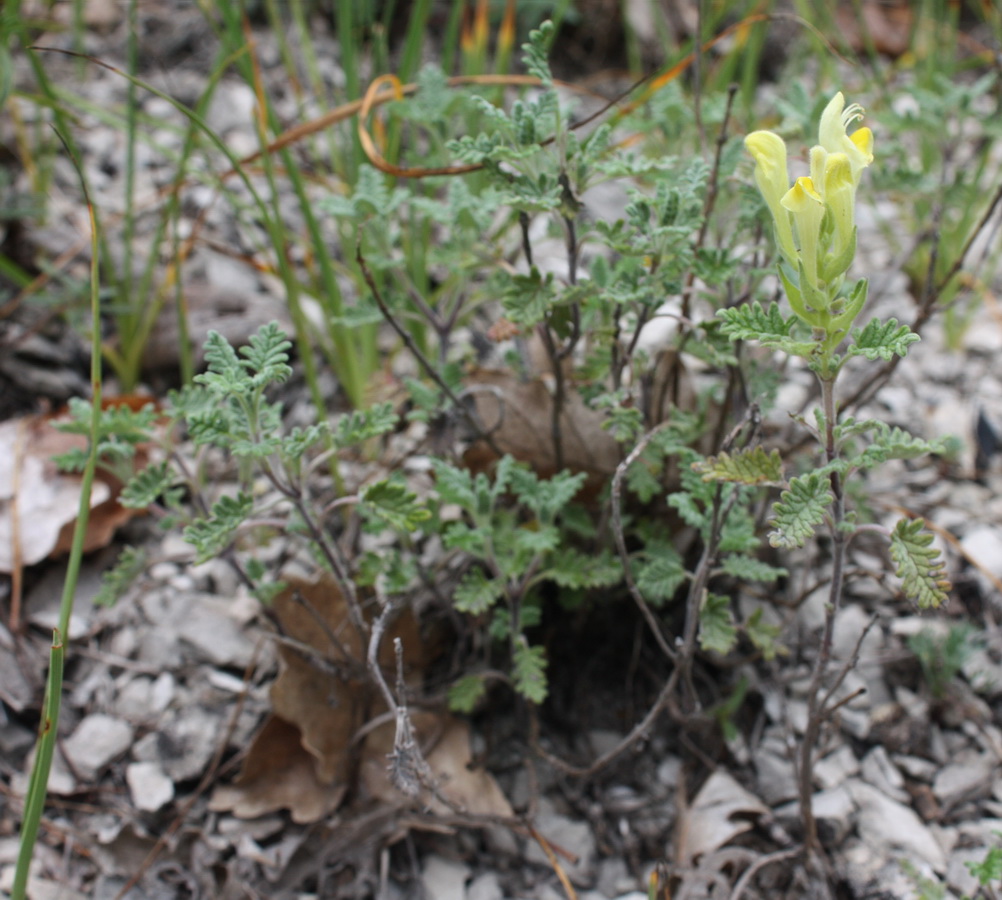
[745,93,873,329]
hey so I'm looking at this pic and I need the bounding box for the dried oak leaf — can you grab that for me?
[675,770,768,867]
[462,368,621,490]
[209,715,345,825]
[211,576,428,823]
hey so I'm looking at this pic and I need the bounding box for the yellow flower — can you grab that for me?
[818,92,874,185]
[744,130,797,264]
[781,176,825,289]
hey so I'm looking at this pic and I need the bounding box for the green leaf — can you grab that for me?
[890,518,950,609]
[509,467,586,521]
[94,546,147,607]
[501,266,557,326]
[241,321,293,387]
[183,492,254,564]
[668,491,707,530]
[720,555,787,582]
[700,592,737,655]
[635,551,687,604]
[442,521,489,556]
[454,568,505,615]
[196,330,247,394]
[359,480,431,532]
[333,402,398,448]
[694,446,783,485]
[717,301,796,343]
[513,523,560,555]
[746,608,784,661]
[850,423,947,470]
[120,462,183,509]
[513,637,548,704]
[768,473,833,549]
[845,318,919,361]
[967,846,1002,886]
[432,459,478,510]
[521,20,555,86]
[546,549,622,590]
[448,675,488,714]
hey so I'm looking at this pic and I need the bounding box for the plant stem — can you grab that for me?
[798,373,847,865]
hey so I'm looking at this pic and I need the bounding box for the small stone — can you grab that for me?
[753,734,798,805]
[832,604,883,663]
[894,754,938,782]
[526,801,596,886]
[836,707,870,741]
[814,785,856,845]
[933,752,996,808]
[847,780,946,873]
[961,526,1002,580]
[175,596,255,669]
[114,677,154,722]
[126,762,174,812]
[815,745,860,791]
[420,855,469,900]
[861,746,908,803]
[656,756,682,787]
[466,872,503,900]
[63,714,134,781]
[597,857,634,897]
[156,706,222,783]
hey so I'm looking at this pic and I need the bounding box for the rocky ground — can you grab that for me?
[3,3,1002,899]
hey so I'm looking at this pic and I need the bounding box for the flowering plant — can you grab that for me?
[702,91,951,857]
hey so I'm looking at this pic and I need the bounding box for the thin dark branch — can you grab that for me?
[357,244,504,458]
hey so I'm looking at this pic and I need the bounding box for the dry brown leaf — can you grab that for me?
[675,770,768,867]
[462,368,621,489]
[209,716,345,825]
[213,576,431,822]
[361,712,513,818]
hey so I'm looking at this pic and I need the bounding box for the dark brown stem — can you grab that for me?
[797,375,846,862]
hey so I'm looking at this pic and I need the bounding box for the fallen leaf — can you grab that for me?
[676,770,768,867]
[0,401,157,573]
[209,716,345,824]
[462,368,621,490]
[212,576,431,823]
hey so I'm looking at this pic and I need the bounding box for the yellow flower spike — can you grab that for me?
[782,176,825,289]
[818,92,873,184]
[745,130,797,264]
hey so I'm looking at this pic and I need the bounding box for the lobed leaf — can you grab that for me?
[720,555,788,582]
[120,461,182,509]
[889,518,951,609]
[846,318,920,361]
[241,321,293,386]
[768,473,833,549]
[717,301,796,343]
[699,592,738,655]
[359,480,431,533]
[448,675,488,714]
[694,446,783,485]
[183,492,254,564]
[453,568,504,615]
[513,637,548,704]
[94,546,147,607]
[635,552,687,604]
